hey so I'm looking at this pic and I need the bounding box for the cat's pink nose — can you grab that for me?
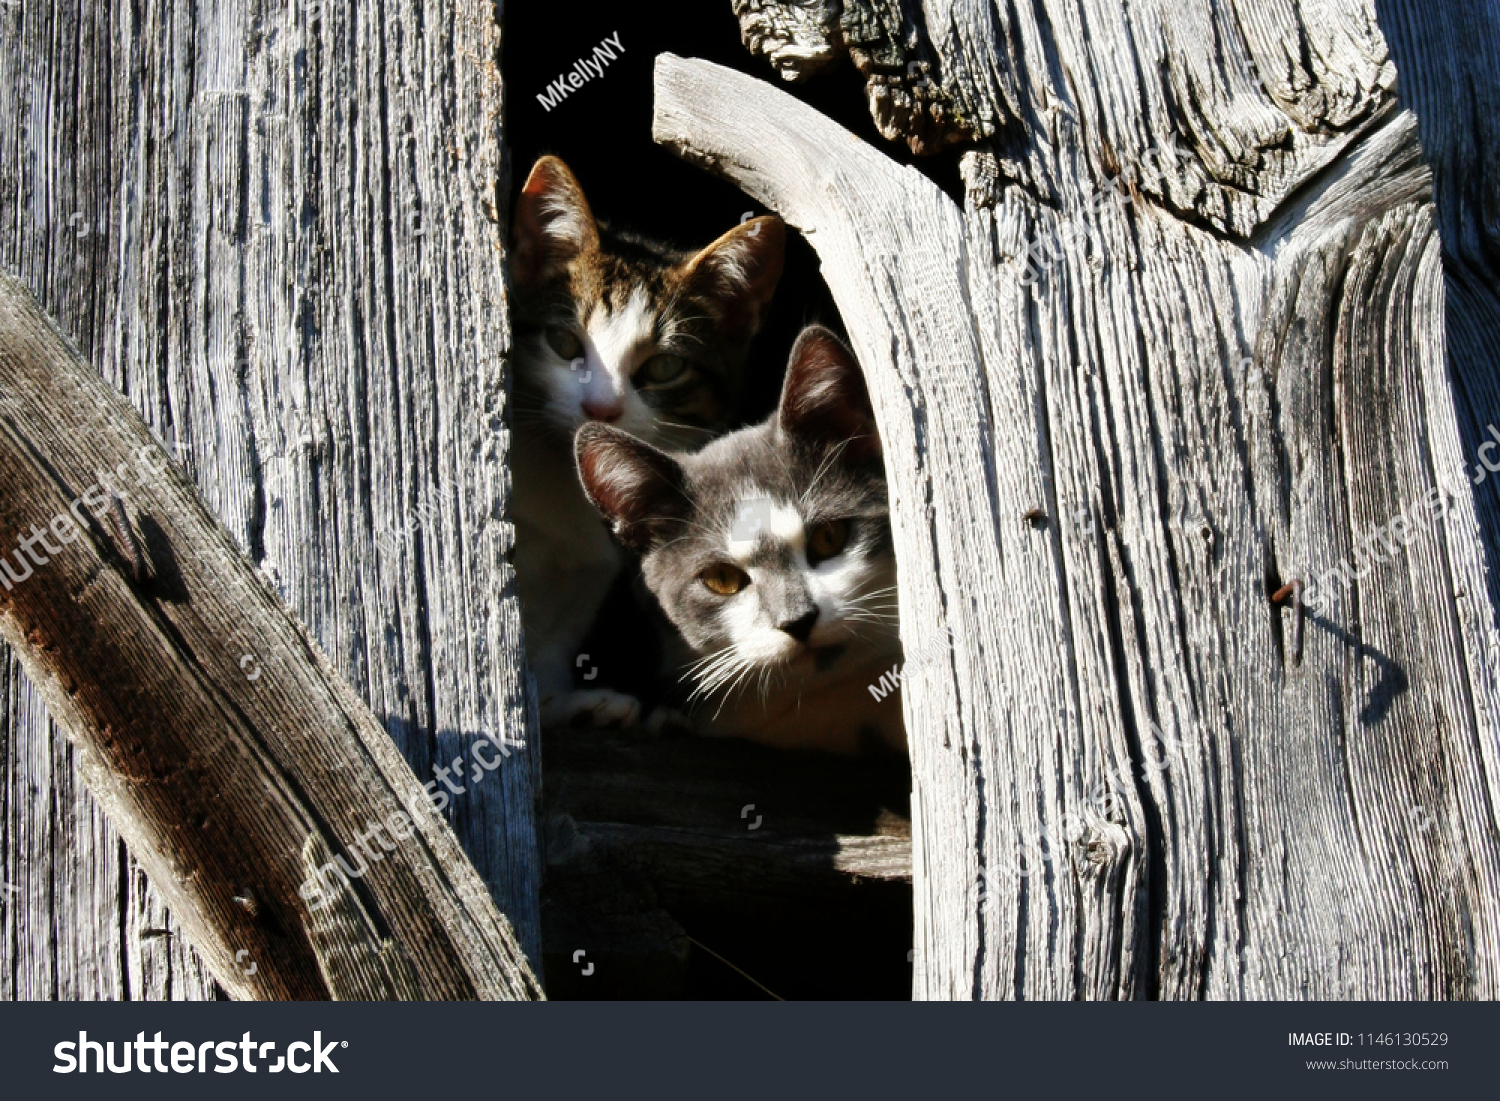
[582,398,624,423]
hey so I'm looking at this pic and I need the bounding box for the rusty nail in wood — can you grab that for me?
[108,493,153,583]
[1022,507,1047,525]
[1272,579,1304,666]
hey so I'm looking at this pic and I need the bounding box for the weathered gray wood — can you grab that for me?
[1,0,541,996]
[1376,0,1500,617]
[659,0,1500,999]
[0,274,540,999]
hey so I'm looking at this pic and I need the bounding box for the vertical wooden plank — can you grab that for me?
[0,0,214,1001]
[1,0,540,997]
[671,0,1500,999]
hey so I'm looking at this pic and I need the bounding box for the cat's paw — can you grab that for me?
[541,689,643,731]
[642,707,697,738]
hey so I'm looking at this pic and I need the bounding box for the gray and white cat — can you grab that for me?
[576,326,905,753]
[509,156,784,728]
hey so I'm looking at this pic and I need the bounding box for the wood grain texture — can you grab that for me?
[658,0,1500,999]
[0,274,540,999]
[733,0,977,153]
[1,0,541,997]
[1375,0,1500,621]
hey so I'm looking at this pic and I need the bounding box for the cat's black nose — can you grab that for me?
[779,610,819,643]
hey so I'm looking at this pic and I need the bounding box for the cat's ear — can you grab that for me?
[681,216,785,342]
[512,156,600,286]
[576,424,689,552]
[777,326,882,463]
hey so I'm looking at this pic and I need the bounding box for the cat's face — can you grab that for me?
[577,327,899,699]
[509,156,784,450]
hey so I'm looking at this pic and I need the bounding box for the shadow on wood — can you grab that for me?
[541,727,912,999]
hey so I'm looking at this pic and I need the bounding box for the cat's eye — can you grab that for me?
[545,326,584,361]
[806,520,849,565]
[700,563,750,596]
[637,354,690,387]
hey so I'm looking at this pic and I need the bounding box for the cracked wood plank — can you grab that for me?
[660,0,1500,998]
[0,0,541,997]
[0,273,540,999]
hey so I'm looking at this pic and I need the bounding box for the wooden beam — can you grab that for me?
[0,273,540,1000]
[1,0,541,999]
[653,41,1500,1000]
[655,49,1021,999]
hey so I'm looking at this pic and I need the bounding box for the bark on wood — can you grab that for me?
[657,0,1500,999]
[0,1,542,996]
[0,274,540,1000]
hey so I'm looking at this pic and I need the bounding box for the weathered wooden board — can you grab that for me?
[1376,0,1500,616]
[0,0,541,996]
[662,0,1500,999]
[0,274,539,1000]
[6,0,1497,1003]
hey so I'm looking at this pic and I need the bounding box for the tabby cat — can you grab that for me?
[509,156,784,728]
